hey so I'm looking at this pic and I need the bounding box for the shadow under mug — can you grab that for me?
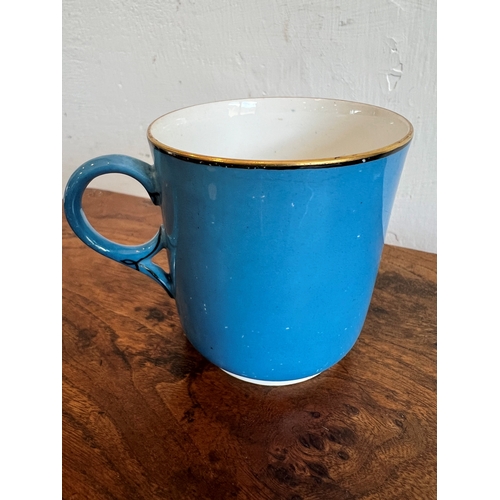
[64,97,413,386]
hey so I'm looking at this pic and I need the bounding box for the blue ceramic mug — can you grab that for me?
[64,97,413,385]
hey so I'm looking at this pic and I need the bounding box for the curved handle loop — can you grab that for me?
[63,155,174,298]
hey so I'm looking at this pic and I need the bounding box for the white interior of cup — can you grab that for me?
[148,98,413,165]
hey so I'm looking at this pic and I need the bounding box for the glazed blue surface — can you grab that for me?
[64,145,409,382]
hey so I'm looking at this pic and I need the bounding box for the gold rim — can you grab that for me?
[147,97,414,168]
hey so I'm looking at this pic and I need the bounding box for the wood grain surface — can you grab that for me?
[63,189,437,500]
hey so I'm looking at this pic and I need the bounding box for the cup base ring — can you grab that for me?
[221,369,321,386]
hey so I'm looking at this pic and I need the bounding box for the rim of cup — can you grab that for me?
[147,96,414,168]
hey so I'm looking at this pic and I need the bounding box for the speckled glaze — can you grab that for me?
[64,97,412,385]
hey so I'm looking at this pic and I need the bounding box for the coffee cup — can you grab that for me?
[64,97,413,385]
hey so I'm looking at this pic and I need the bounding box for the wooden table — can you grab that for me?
[63,189,436,500]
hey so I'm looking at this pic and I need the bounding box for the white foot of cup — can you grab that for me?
[221,369,321,386]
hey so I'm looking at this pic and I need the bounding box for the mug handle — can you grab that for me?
[63,154,174,298]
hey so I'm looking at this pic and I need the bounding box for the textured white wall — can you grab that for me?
[63,0,436,253]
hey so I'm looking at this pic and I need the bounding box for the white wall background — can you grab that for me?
[62,0,436,253]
